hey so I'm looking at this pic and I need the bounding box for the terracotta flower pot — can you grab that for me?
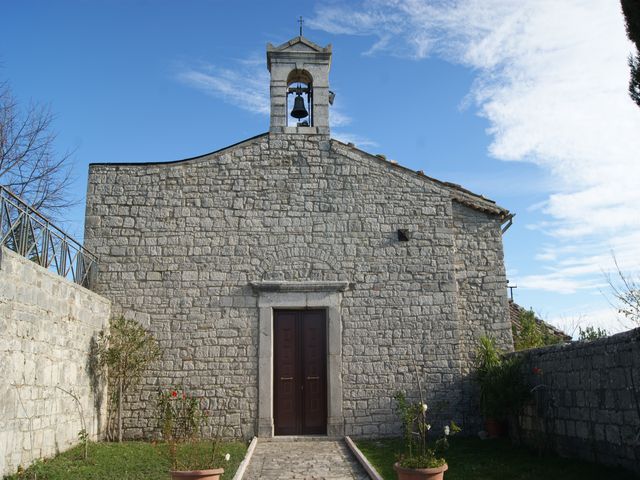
[170,468,224,480]
[393,462,448,480]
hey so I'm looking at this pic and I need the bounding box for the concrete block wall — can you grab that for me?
[0,247,111,476]
[513,328,640,474]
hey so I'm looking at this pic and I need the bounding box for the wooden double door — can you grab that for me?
[274,309,327,435]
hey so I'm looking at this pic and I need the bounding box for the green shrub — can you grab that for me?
[475,336,530,420]
[513,309,561,351]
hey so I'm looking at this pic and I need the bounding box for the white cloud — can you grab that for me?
[331,131,378,148]
[177,60,271,116]
[330,109,352,127]
[310,0,640,300]
[177,57,353,128]
[548,307,629,337]
[519,231,640,295]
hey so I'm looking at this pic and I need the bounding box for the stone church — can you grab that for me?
[84,35,513,439]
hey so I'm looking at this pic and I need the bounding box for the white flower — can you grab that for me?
[420,403,428,413]
[444,425,450,436]
[224,453,231,461]
[426,424,431,430]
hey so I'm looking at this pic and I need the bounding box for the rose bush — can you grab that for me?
[156,388,230,471]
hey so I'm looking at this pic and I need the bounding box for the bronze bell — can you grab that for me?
[290,94,309,119]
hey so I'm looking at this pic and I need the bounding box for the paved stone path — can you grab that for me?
[243,438,370,480]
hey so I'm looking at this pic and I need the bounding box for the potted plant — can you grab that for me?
[157,388,230,480]
[475,336,530,437]
[393,392,460,480]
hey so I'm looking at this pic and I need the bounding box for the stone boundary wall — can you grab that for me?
[0,247,111,476]
[512,328,640,474]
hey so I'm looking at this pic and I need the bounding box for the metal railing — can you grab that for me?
[0,185,97,289]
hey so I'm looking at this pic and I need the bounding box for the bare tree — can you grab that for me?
[607,256,640,329]
[0,81,74,214]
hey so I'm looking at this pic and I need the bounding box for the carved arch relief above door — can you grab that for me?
[256,246,348,282]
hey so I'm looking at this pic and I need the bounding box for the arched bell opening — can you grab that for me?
[286,69,313,127]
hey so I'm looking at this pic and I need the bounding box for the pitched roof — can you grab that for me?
[331,138,512,219]
[509,301,572,343]
[266,36,332,71]
[267,36,330,53]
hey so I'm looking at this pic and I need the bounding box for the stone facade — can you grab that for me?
[85,131,512,439]
[512,329,640,474]
[83,35,512,440]
[453,202,512,429]
[0,247,111,476]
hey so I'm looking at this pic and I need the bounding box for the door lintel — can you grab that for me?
[250,280,351,293]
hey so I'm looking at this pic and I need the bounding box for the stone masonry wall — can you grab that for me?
[84,132,509,439]
[0,247,111,477]
[513,328,640,474]
[453,202,513,431]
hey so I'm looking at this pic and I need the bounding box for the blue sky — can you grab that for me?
[4,1,639,335]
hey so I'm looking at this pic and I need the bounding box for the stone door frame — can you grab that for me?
[250,281,348,437]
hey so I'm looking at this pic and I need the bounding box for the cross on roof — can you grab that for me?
[298,16,304,36]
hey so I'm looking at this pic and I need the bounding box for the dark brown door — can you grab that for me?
[274,309,327,435]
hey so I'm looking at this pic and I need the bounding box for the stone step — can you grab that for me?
[243,438,370,480]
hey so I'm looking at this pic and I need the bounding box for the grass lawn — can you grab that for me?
[355,437,639,480]
[4,441,247,480]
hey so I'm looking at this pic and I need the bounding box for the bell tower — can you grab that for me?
[266,36,332,134]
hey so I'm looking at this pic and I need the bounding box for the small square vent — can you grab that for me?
[397,229,410,242]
